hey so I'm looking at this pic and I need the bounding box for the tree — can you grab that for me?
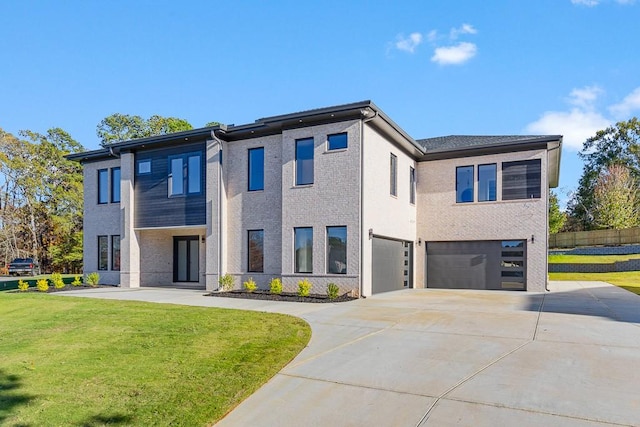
[97,113,193,146]
[592,164,639,230]
[548,191,566,234]
[568,117,640,230]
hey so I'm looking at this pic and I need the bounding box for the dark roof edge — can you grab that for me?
[420,135,563,154]
[256,100,373,124]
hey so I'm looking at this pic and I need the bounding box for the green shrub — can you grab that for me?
[269,278,283,295]
[17,280,29,292]
[36,279,49,292]
[327,283,339,300]
[218,273,235,291]
[51,272,65,289]
[72,275,83,286]
[86,272,100,287]
[243,277,257,292]
[297,278,312,297]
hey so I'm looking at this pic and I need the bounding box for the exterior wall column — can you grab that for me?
[205,138,226,290]
[120,152,140,287]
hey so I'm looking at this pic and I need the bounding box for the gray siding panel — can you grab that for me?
[134,143,206,228]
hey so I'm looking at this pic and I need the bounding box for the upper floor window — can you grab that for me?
[502,159,541,200]
[98,169,108,204]
[168,152,202,197]
[390,153,397,196]
[248,147,264,191]
[111,167,121,203]
[295,138,314,186]
[456,166,474,203]
[137,159,151,175]
[478,164,496,202]
[327,226,347,274]
[409,166,416,205]
[327,133,347,150]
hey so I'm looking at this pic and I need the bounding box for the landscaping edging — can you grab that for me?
[206,290,358,303]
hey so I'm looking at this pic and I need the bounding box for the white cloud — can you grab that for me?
[427,30,438,43]
[567,85,603,110]
[609,87,640,118]
[395,32,423,53]
[450,24,477,39]
[431,42,477,65]
[571,0,599,6]
[526,109,610,151]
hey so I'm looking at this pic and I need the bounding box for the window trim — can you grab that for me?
[110,167,121,203]
[327,132,348,151]
[248,147,265,192]
[98,235,108,271]
[97,169,108,204]
[409,166,416,205]
[326,226,347,275]
[294,227,313,274]
[502,159,542,201]
[247,229,264,273]
[111,235,120,271]
[477,163,497,202]
[167,151,203,198]
[390,153,398,197]
[456,165,474,203]
[295,137,314,186]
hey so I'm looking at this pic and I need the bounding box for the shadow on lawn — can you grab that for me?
[78,413,134,426]
[0,369,34,424]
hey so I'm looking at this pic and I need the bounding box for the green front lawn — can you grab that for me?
[548,253,640,264]
[0,294,310,426]
[549,271,640,296]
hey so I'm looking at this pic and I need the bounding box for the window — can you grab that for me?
[295,138,314,185]
[111,167,121,203]
[98,169,108,204]
[390,154,397,196]
[478,164,496,202]
[409,166,416,204]
[456,166,474,203]
[137,160,151,175]
[294,227,313,273]
[98,236,108,270]
[169,152,202,197]
[327,133,347,150]
[111,235,120,271]
[502,159,541,200]
[248,230,264,272]
[248,148,265,191]
[327,226,347,274]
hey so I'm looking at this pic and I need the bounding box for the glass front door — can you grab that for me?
[173,236,199,282]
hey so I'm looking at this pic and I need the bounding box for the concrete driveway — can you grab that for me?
[60,281,640,426]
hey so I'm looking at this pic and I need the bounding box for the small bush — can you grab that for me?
[51,272,65,289]
[243,277,257,292]
[0,266,8,276]
[269,278,283,295]
[327,283,339,300]
[72,275,83,286]
[297,278,312,297]
[36,279,49,292]
[18,280,29,292]
[219,273,235,291]
[86,272,100,287]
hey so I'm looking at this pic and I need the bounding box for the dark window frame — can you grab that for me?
[168,151,203,198]
[98,169,108,204]
[456,165,474,203]
[327,132,348,151]
[111,235,120,271]
[295,138,314,186]
[110,167,121,203]
[477,163,497,202]
[502,159,542,200]
[248,147,265,191]
[326,226,347,274]
[248,229,264,273]
[390,153,398,197]
[409,166,416,205]
[137,159,151,175]
[98,235,108,270]
[294,227,313,274]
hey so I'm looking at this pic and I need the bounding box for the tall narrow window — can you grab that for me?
[502,159,541,200]
[170,157,184,196]
[327,133,347,150]
[294,227,313,273]
[456,166,474,203]
[187,155,201,194]
[248,230,264,272]
[478,164,497,202]
[390,153,397,196]
[295,138,314,185]
[248,147,265,191]
[98,235,108,270]
[111,235,120,271]
[409,166,416,204]
[98,169,108,204]
[111,167,121,203]
[327,226,347,274]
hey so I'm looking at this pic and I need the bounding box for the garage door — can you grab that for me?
[372,237,413,294]
[426,240,526,290]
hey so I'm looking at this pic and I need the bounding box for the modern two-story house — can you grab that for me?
[68,101,562,296]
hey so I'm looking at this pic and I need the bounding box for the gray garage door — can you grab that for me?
[426,240,526,290]
[372,237,412,294]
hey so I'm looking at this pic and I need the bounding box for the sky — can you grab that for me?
[1,0,639,208]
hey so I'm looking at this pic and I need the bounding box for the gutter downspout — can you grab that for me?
[210,131,224,290]
[360,108,378,298]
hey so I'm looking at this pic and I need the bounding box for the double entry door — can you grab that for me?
[173,236,199,282]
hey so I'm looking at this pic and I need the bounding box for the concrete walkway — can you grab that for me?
[60,282,640,426]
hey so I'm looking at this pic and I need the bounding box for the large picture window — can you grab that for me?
[248,230,264,272]
[390,154,397,196]
[248,147,265,191]
[98,169,108,204]
[327,226,347,274]
[111,235,120,271]
[502,159,541,200]
[294,227,313,273]
[295,138,314,185]
[456,166,474,203]
[111,167,121,203]
[98,235,108,270]
[478,164,496,202]
[169,152,202,197]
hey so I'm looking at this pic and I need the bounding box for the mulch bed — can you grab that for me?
[206,289,358,303]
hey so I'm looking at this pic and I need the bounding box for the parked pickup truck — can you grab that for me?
[7,258,40,276]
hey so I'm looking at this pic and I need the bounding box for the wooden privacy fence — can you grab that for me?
[549,227,640,248]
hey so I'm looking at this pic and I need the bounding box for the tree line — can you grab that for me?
[0,113,207,273]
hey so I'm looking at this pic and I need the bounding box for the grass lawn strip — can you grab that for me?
[548,253,640,264]
[549,271,640,296]
[0,293,310,426]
